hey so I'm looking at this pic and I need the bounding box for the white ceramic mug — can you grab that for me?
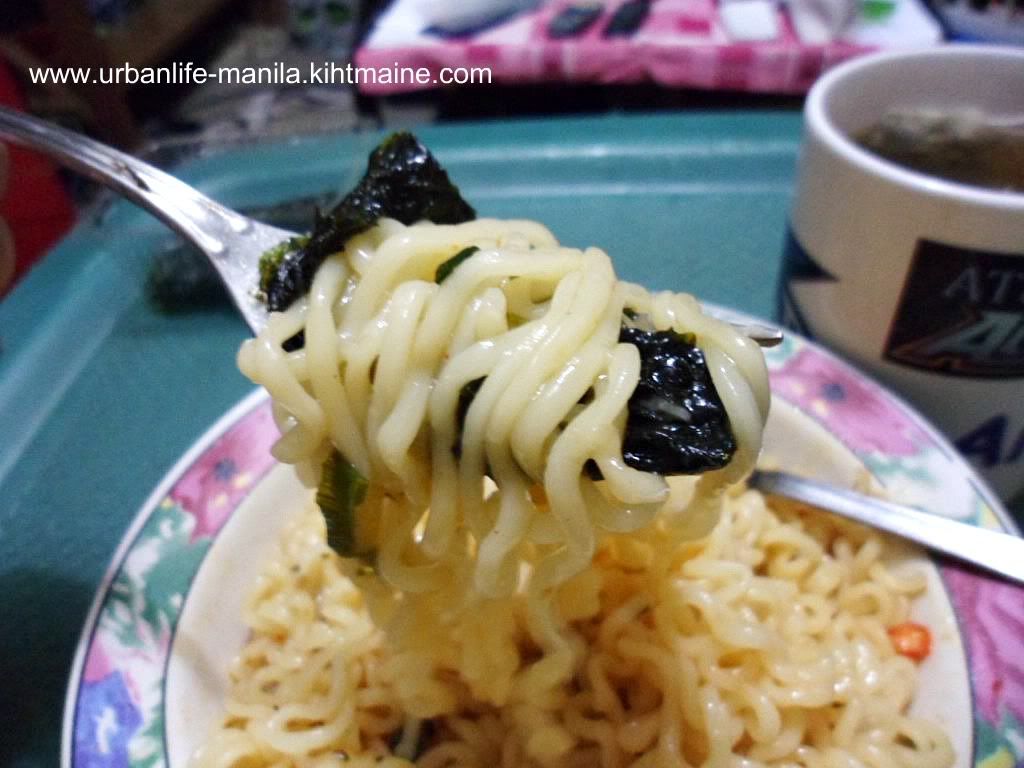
[780,45,1024,501]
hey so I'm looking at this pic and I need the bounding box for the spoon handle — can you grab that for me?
[750,470,1024,585]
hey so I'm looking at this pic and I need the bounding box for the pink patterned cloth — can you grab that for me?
[355,0,941,95]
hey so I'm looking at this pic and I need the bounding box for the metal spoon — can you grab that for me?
[750,470,1024,586]
[0,106,783,345]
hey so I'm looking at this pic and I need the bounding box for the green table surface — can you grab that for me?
[0,112,808,765]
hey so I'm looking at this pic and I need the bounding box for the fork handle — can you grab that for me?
[0,106,248,256]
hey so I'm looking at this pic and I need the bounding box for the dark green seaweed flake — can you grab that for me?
[317,450,371,559]
[619,327,736,475]
[263,132,475,311]
[435,246,479,284]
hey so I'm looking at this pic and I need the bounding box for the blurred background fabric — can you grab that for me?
[0,52,75,296]
[3,0,1008,293]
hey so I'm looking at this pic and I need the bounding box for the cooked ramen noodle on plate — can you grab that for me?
[193,134,954,768]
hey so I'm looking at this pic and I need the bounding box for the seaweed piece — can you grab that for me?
[281,330,305,353]
[258,236,308,298]
[435,246,479,283]
[264,132,476,311]
[619,327,736,475]
[146,194,335,315]
[454,330,734,476]
[317,450,371,559]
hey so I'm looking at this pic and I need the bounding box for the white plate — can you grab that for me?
[64,332,1024,768]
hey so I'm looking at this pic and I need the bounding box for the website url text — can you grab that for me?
[28,62,493,87]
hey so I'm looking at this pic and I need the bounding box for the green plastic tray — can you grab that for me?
[0,112,802,766]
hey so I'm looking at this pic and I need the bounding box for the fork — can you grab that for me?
[0,106,783,344]
[7,108,1019,571]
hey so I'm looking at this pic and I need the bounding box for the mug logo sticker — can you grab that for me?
[885,239,1024,378]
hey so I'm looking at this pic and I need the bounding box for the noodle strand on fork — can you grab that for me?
[238,218,768,598]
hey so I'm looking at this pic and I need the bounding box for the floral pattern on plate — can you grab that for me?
[67,336,1024,767]
[68,395,278,768]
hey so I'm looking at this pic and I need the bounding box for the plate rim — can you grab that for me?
[60,324,1017,768]
[60,387,269,768]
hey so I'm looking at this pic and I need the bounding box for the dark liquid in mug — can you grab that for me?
[854,109,1024,194]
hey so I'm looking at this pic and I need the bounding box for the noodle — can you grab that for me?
[197,218,953,768]
[192,486,954,768]
[237,218,770,598]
